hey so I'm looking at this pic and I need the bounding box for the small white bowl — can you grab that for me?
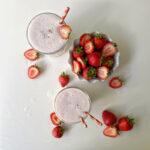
[68,32,120,83]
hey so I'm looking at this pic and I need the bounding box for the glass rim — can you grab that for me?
[26,12,69,55]
[54,87,92,125]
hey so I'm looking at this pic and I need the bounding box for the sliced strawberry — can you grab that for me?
[103,126,118,137]
[97,66,109,80]
[59,72,70,87]
[101,57,114,70]
[77,57,87,69]
[102,43,117,57]
[109,77,123,89]
[24,49,39,61]
[79,33,92,46]
[93,33,108,49]
[84,40,94,54]
[28,65,40,79]
[59,24,72,39]
[82,67,96,80]
[72,46,84,59]
[50,112,61,126]
[87,52,101,67]
[72,60,81,74]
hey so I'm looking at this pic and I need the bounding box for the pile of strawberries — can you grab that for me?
[71,33,118,81]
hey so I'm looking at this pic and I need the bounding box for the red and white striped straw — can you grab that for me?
[80,117,88,128]
[85,112,103,126]
[59,7,70,24]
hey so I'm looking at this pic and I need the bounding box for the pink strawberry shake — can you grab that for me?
[27,13,68,54]
[54,88,91,124]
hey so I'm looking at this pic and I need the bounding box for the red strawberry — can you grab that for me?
[50,112,61,126]
[52,126,64,138]
[82,67,96,80]
[59,24,72,39]
[118,116,134,131]
[59,72,70,87]
[24,49,39,61]
[87,52,101,67]
[77,57,87,69]
[84,40,94,54]
[109,77,123,89]
[72,60,81,74]
[103,126,118,137]
[102,43,117,57]
[72,46,84,59]
[80,33,92,46]
[28,65,40,79]
[102,110,117,126]
[93,33,108,49]
[97,66,109,80]
[102,57,114,69]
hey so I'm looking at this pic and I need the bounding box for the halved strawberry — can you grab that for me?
[59,24,72,39]
[28,65,40,79]
[84,40,94,54]
[109,77,123,89]
[77,57,87,69]
[50,112,61,126]
[72,46,84,59]
[72,60,81,74]
[103,126,118,137]
[79,33,92,46]
[101,57,114,69]
[82,67,96,80]
[24,49,39,61]
[93,33,108,49]
[97,66,109,80]
[102,43,117,57]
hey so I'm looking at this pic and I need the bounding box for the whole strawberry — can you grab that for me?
[102,110,117,126]
[82,67,97,80]
[72,46,84,59]
[87,52,101,67]
[118,116,135,131]
[52,126,64,138]
[93,33,108,49]
[59,72,70,87]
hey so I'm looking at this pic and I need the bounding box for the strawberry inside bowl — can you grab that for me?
[69,32,120,82]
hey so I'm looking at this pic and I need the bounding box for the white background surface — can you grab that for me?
[0,0,150,150]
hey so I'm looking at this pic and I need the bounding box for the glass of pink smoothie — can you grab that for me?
[27,12,69,55]
[54,87,91,124]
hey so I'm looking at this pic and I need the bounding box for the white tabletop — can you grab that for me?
[0,0,150,150]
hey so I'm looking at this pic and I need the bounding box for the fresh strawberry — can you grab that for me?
[77,57,87,69]
[59,24,72,39]
[52,126,64,138]
[97,66,109,80]
[72,60,81,74]
[84,40,94,54]
[101,57,114,69]
[82,67,96,80]
[50,112,61,126]
[103,126,118,137]
[102,110,117,126]
[109,77,123,89]
[72,46,84,59]
[24,49,39,61]
[102,43,117,57]
[93,33,108,49]
[87,52,101,67]
[79,33,92,46]
[59,72,70,87]
[118,116,134,131]
[28,65,40,79]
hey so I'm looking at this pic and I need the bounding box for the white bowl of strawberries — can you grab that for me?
[69,32,120,82]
